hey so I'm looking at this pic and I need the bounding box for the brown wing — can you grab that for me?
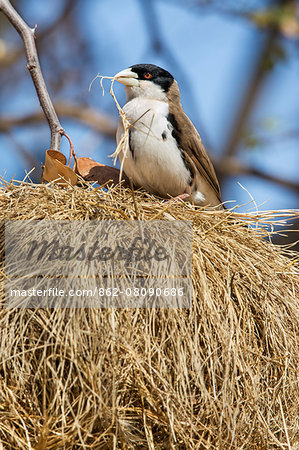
[168,111,221,205]
[167,82,222,205]
[183,114,221,199]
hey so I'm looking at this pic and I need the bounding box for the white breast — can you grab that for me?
[116,98,191,198]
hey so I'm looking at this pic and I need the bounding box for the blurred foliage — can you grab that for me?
[262,41,287,71]
[261,117,280,131]
[241,128,261,150]
[250,1,299,38]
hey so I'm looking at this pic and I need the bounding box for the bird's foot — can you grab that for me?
[164,193,190,205]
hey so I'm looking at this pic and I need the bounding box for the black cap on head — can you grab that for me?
[130,64,174,92]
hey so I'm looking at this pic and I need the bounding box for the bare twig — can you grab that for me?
[60,130,76,167]
[0,0,63,150]
[0,102,117,138]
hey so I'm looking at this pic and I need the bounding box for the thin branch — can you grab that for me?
[213,156,299,192]
[250,129,299,145]
[0,102,117,137]
[221,0,288,160]
[222,30,279,159]
[53,102,116,137]
[37,0,74,40]
[0,0,63,150]
[60,130,76,167]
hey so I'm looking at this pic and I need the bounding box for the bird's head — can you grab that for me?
[114,64,175,101]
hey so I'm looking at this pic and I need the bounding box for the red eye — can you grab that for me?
[144,73,152,79]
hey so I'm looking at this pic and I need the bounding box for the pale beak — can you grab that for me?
[114,68,139,87]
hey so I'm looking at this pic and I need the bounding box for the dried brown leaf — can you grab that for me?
[75,156,129,187]
[42,149,78,185]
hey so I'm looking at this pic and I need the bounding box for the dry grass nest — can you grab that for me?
[0,179,298,449]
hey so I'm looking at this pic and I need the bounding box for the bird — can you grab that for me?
[114,63,223,208]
